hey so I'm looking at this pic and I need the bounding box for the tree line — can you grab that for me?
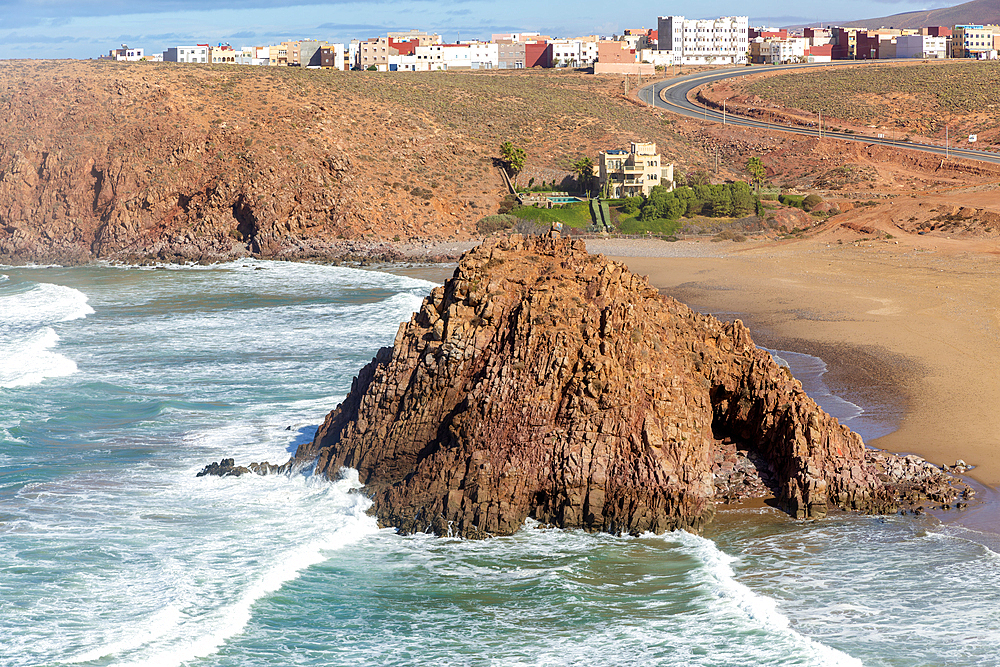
[623,180,760,221]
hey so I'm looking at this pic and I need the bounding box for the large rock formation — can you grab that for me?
[296,234,955,538]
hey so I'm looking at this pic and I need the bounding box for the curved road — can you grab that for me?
[638,62,1000,166]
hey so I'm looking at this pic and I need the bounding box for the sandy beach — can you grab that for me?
[595,236,1000,492]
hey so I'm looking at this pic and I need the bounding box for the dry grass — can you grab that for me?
[740,61,1000,143]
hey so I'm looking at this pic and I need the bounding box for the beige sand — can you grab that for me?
[602,237,1000,487]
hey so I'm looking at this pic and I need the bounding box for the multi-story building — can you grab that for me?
[656,15,749,65]
[497,41,526,69]
[549,38,599,67]
[896,34,949,58]
[831,27,860,59]
[804,27,835,47]
[235,46,270,66]
[359,37,392,70]
[359,35,438,70]
[211,45,237,64]
[597,142,673,198]
[387,30,441,46]
[163,45,209,63]
[750,37,808,64]
[953,25,996,58]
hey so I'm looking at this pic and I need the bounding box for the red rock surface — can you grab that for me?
[297,235,926,537]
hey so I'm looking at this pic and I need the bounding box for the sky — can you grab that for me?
[0,0,959,59]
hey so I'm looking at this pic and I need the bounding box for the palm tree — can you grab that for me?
[572,157,595,196]
[499,141,526,188]
[745,156,766,190]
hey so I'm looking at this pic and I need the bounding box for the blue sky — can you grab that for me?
[0,0,957,59]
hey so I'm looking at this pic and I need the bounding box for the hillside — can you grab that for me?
[835,0,1000,28]
[0,61,701,264]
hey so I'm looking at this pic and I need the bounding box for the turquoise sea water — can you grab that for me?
[2,260,999,667]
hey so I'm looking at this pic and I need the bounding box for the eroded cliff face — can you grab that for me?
[0,61,500,264]
[297,235,904,537]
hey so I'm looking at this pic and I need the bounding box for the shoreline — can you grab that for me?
[349,236,1000,536]
[600,238,1000,534]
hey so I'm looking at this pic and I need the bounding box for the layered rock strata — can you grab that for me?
[292,235,963,537]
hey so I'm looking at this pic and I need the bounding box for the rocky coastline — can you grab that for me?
[240,234,964,537]
[201,235,971,536]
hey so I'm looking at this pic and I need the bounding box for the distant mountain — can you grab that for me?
[830,0,1000,29]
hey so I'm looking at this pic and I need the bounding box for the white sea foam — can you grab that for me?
[0,281,93,388]
[0,281,94,327]
[42,468,379,667]
[673,530,864,667]
[0,327,79,388]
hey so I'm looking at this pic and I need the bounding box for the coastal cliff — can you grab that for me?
[295,235,956,537]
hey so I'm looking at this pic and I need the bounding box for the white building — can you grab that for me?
[753,37,808,64]
[895,34,949,59]
[414,44,450,70]
[464,41,499,69]
[234,46,270,66]
[640,48,681,66]
[657,15,749,65]
[550,38,599,67]
[164,46,209,63]
[348,40,361,70]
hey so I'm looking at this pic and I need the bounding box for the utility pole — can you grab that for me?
[723,98,727,125]
[818,109,822,139]
[946,124,949,159]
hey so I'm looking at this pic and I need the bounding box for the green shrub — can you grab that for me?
[477,214,519,234]
[779,194,805,209]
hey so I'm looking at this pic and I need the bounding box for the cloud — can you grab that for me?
[1,0,433,21]
[229,30,256,38]
[0,32,91,43]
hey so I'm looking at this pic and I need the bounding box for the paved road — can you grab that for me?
[638,62,1000,166]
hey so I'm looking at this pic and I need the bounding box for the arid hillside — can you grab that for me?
[731,60,1000,148]
[4,59,1000,264]
[0,60,707,264]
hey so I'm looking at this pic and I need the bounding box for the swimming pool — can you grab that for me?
[547,196,583,203]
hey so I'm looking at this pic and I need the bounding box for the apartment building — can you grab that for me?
[497,41,526,69]
[656,15,749,65]
[598,142,673,198]
[163,45,209,63]
[387,30,441,46]
[317,45,345,70]
[359,34,439,70]
[896,34,949,58]
[211,45,237,64]
[549,38,599,67]
[750,37,808,64]
[953,25,997,58]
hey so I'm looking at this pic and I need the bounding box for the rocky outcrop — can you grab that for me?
[295,235,964,538]
[196,458,293,477]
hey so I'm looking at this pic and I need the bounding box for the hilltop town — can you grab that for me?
[102,15,1000,73]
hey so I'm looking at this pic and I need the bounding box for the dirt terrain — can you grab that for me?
[2,59,1000,264]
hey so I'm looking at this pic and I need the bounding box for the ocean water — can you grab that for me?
[2,260,999,667]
